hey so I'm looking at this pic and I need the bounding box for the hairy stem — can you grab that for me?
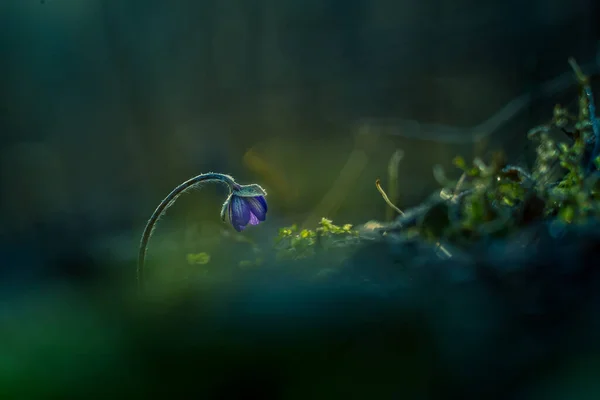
[137,173,235,291]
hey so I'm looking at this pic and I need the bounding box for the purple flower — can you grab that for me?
[221,184,268,232]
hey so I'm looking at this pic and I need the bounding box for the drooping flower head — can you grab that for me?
[221,183,268,232]
[138,172,268,292]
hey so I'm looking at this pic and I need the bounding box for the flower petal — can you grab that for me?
[244,196,267,221]
[229,195,250,232]
[248,212,260,225]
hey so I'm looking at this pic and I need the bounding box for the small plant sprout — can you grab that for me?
[375,178,404,216]
[385,149,404,221]
[137,173,267,290]
[375,179,452,258]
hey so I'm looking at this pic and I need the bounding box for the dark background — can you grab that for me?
[0,1,599,398]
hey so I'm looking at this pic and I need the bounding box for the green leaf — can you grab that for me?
[187,252,211,265]
[453,156,467,170]
[558,206,575,223]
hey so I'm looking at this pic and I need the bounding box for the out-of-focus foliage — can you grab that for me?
[264,59,600,257]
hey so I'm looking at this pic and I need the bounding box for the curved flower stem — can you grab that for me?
[137,173,236,291]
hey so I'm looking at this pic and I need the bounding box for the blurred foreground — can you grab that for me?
[2,219,600,399]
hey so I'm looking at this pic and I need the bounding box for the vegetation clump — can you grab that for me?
[427,58,600,247]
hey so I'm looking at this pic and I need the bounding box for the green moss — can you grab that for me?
[273,218,359,261]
